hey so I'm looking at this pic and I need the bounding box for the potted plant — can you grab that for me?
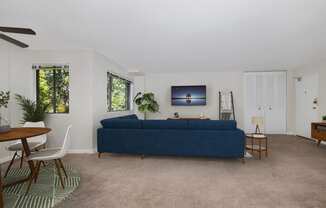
[133,92,159,120]
[323,115,326,122]
[15,94,48,123]
[0,90,10,132]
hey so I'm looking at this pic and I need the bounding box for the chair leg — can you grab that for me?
[20,150,24,168]
[58,159,68,178]
[40,160,46,167]
[4,151,18,177]
[34,161,42,183]
[54,160,65,189]
[25,161,40,195]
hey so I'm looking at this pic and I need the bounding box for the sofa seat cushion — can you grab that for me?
[101,119,142,129]
[188,120,236,130]
[142,120,188,129]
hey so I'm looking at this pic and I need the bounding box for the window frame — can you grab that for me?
[107,72,131,112]
[35,65,70,114]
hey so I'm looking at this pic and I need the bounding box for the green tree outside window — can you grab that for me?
[107,73,131,112]
[36,65,69,113]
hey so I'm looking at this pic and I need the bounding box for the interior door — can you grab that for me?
[244,73,258,133]
[295,74,319,138]
[244,72,266,133]
[244,71,287,134]
[264,72,287,134]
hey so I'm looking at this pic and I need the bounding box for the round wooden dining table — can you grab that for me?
[0,127,51,208]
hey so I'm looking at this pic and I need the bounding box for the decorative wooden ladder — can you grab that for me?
[219,91,235,120]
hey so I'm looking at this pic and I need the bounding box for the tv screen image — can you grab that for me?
[171,85,206,106]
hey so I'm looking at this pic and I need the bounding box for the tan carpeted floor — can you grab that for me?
[5,135,326,208]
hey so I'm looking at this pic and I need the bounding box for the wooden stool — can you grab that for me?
[246,134,268,160]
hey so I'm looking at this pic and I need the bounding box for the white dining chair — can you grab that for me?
[25,125,72,194]
[4,121,47,177]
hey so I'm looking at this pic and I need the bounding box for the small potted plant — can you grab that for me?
[15,94,48,123]
[0,90,10,133]
[133,92,159,120]
[323,115,326,122]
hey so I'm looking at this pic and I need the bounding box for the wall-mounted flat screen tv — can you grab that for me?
[171,85,206,106]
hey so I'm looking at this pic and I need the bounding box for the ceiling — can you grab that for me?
[1,0,326,73]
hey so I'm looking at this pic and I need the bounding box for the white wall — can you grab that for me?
[8,50,95,152]
[91,51,134,151]
[0,40,13,162]
[293,63,326,121]
[0,38,311,164]
[134,71,295,133]
[0,47,132,162]
[134,72,244,126]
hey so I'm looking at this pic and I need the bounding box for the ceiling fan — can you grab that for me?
[0,26,36,48]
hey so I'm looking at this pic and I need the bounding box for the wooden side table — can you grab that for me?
[311,122,326,146]
[246,134,268,160]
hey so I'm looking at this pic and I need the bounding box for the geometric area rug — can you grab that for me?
[3,162,80,208]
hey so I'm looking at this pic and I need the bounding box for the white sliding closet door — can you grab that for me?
[244,73,258,133]
[244,71,287,134]
[244,72,264,133]
[263,72,287,134]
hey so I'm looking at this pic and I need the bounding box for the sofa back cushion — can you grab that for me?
[101,119,142,129]
[110,114,138,120]
[142,120,188,129]
[188,120,236,130]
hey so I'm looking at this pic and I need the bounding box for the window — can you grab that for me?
[35,65,69,113]
[107,72,131,112]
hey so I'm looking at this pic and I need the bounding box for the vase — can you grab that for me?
[0,113,11,133]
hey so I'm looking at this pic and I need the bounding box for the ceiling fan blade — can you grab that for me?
[0,33,29,48]
[0,27,36,35]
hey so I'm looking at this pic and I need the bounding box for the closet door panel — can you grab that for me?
[264,72,287,134]
[244,71,287,134]
[256,73,266,132]
[276,72,287,133]
[244,73,258,133]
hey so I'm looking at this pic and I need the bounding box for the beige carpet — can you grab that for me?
[6,135,326,208]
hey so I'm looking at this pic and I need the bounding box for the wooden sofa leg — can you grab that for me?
[98,152,102,158]
[241,157,245,164]
[141,154,145,159]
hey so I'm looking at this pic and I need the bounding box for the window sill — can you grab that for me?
[105,111,133,116]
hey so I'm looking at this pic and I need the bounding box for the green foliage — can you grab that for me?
[38,68,69,113]
[133,92,159,119]
[111,77,127,111]
[323,115,326,121]
[15,94,48,123]
[0,91,10,109]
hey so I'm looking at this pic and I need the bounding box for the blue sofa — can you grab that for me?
[97,115,245,159]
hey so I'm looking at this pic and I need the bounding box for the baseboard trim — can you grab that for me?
[296,135,316,140]
[67,149,96,154]
[296,135,326,145]
[0,156,12,164]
